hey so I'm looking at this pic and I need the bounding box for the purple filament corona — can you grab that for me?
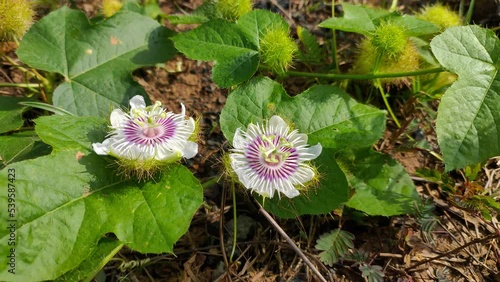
[123,116,177,146]
[245,135,299,181]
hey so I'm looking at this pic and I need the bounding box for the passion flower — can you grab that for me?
[229,115,322,199]
[92,95,198,179]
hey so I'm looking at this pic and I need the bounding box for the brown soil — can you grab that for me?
[1,0,500,281]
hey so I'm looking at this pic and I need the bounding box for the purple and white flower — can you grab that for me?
[92,95,198,163]
[230,115,322,199]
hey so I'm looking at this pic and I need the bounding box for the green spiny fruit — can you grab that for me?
[215,0,252,21]
[417,3,462,30]
[0,0,33,41]
[102,0,123,18]
[259,27,298,75]
[352,37,420,86]
[371,21,408,60]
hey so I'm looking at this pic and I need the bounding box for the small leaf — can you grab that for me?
[0,96,29,134]
[319,3,438,36]
[319,4,392,35]
[430,26,500,171]
[343,148,420,216]
[0,131,51,167]
[315,229,355,266]
[359,264,385,282]
[297,26,324,65]
[17,7,176,116]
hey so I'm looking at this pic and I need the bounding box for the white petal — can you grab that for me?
[288,132,308,146]
[279,181,300,198]
[180,103,186,116]
[233,128,246,149]
[292,165,315,184]
[182,141,198,159]
[92,142,110,155]
[268,115,288,135]
[129,95,146,110]
[109,109,128,127]
[306,143,322,159]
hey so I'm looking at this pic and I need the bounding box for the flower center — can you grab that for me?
[123,114,177,146]
[259,135,292,168]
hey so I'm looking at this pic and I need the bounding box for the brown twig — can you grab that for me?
[256,202,328,282]
[405,233,499,271]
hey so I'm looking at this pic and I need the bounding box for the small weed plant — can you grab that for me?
[1,0,499,281]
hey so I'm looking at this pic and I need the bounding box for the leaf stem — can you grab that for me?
[286,67,444,80]
[465,0,475,24]
[0,82,40,88]
[374,79,401,128]
[229,182,237,263]
[330,0,339,72]
[389,0,398,12]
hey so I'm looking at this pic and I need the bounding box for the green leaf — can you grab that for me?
[0,96,29,134]
[297,26,324,65]
[17,7,176,116]
[173,19,258,87]
[56,238,124,282]
[220,76,386,151]
[430,26,500,171]
[344,148,419,216]
[319,4,392,35]
[220,77,386,216]
[315,229,355,266]
[237,9,288,48]
[35,115,106,152]
[391,15,440,36]
[0,131,51,167]
[0,116,203,281]
[173,10,287,87]
[318,4,438,36]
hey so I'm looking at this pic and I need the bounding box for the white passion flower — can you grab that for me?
[230,115,322,199]
[92,95,198,179]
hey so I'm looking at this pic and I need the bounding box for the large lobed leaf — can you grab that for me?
[220,76,387,217]
[0,116,203,281]
[17,7,176,117]
[173,10,287,87]
[430,26,500,170]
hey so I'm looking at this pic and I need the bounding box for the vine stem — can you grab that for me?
[374,79,401,128]
[286,67,443,80]
[330,0,339,73]
[0,82,40,88]
[229,182,237,263]
[256,201,327,282]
